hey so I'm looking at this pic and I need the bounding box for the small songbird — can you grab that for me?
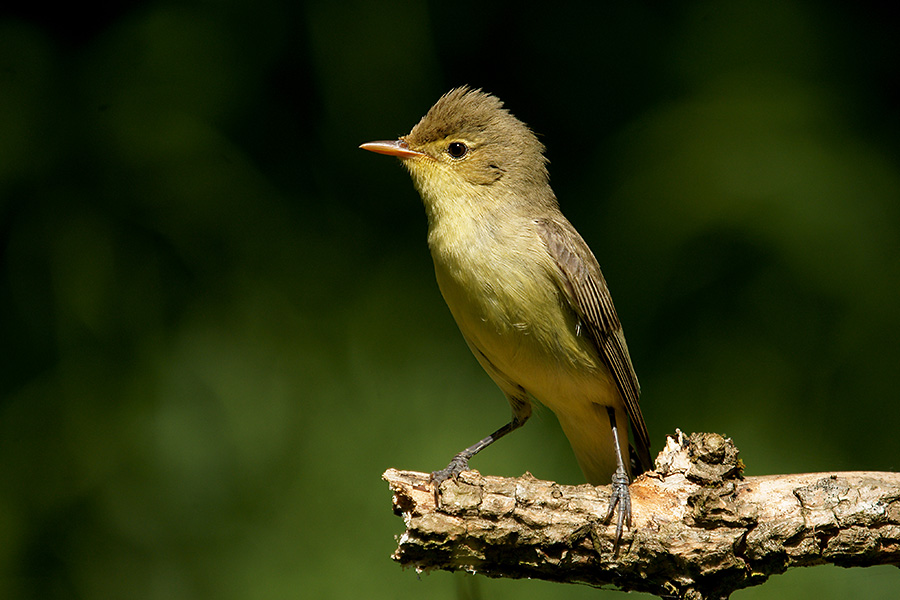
[360,87,651,548]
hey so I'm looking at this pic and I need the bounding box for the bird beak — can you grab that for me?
[359,139,427,159]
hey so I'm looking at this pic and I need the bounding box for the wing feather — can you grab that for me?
[536,218,652,472]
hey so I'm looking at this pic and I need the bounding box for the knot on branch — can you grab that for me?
[655,431,743,485]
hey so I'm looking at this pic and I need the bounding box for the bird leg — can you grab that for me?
[602,405,632,555]
[430,404,530,506]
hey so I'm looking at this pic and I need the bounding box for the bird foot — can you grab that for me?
[429,453,471,506]
[602,466,633,555]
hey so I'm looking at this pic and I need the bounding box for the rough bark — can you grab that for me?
[383,431,900,599]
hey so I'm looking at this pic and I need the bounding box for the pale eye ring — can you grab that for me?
[447,141,468,159]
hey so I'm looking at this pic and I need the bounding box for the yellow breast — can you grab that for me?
[428,208,607,407]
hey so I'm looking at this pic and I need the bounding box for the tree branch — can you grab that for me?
[383,431,900,599]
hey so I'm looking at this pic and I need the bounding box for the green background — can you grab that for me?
[1,1,898,598]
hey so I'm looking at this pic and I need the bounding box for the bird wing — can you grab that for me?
[536,217,652,472]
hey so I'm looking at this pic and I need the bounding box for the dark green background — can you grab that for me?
[2,1,898,598]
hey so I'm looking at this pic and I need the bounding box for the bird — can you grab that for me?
[360,86,651,550]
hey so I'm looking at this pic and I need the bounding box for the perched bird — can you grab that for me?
[360,87,651,548]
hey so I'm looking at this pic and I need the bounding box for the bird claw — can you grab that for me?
[429,453,470,506]
[603,466,632,555]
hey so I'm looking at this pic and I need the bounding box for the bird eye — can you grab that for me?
[447,141,468,159]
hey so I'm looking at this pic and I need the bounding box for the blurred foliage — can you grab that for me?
[1,1,898,599]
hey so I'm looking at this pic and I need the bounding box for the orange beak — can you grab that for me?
[359,139,427,159]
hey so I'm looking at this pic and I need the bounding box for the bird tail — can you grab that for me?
[556,404,632,486]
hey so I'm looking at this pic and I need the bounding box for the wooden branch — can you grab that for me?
[383,431,900,599]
